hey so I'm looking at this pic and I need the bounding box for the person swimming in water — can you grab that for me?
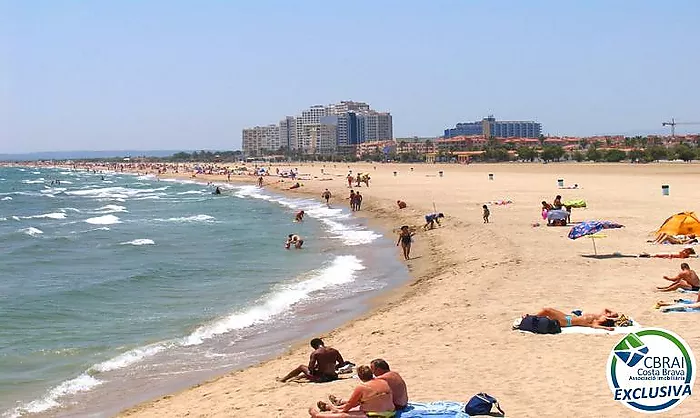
[214,186,221,195]
[286,234,304,249]
[295,211,305,222]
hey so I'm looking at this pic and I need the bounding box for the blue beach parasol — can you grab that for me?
[568,220,624,255]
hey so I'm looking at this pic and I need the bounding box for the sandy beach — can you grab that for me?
[105,162,700,418]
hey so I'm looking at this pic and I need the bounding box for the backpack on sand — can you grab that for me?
[517,314,561,334]
[465,393,505,416]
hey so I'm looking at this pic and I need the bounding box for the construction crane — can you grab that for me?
[662,118,700,138]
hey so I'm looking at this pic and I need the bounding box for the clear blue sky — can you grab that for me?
[2,1,699,153]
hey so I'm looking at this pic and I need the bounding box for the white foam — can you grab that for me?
[21,227,44,236]
[183,255,364,346]
[31,171,41,174]
[84,215,121,225]
[21,179,46,184]
[66,186,168,200]
[1,196,12,201]
[8,374,102,417]
[235,185,380,246]
[61,207,81,213]
[93,204,128,213]
[176,190,206,195]
[23,212,66,220]
[90,343,168,373]
[156,214,215,223]
[11,216,20,221]
[120,239,155,246]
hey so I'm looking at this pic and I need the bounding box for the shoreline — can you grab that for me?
[4,164,416,418]
[9,161,700,417]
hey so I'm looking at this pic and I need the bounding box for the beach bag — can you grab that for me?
[465,393,505,416]
[518,315,561,334]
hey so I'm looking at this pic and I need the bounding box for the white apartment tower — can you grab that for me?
[278,116,296,150]
[241,124,280,157]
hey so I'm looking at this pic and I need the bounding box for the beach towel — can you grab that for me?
[396,401,469,418]
[563,199,586,208]
[661,300,700,313]
[514,318,642,335]
[678,288,698,294]
[546,209,568,221]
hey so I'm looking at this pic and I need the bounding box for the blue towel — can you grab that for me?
[663,300,700,313]
[397,401,469,418]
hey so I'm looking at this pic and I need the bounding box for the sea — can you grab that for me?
[0,166,408,417]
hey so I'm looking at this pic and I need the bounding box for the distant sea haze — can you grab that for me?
[0,150,190,161]
[0,166,406,417]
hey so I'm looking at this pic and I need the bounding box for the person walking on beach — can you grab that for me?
[348,190,356,210]
[322,189,332,207]
[657,263,700,291]
[355,192,363,211]
[258,175,264,187]
[397,226,414,260]
[483,204,490,223]
[279,338,345,383]
[347,174,353,188]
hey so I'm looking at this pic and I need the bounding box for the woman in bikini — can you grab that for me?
[309,365,395,418]
[532,307,620,331]
[396,226,414,261]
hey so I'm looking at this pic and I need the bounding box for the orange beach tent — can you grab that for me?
[656,212,700,236]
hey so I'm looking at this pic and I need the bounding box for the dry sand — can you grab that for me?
[117,162,700,418]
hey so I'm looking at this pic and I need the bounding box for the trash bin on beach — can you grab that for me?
[488,173,494,180]
[557,179,564,187]
[662,185,670,196]
[439,171,443,177]
[411,167,414,172]
[393,171,397,177]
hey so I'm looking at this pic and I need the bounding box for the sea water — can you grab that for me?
[0,166,407,417]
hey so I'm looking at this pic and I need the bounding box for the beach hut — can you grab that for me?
[656,212,700,237]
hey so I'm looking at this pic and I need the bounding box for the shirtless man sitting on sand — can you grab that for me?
[658,263,700,292]
[279,338,345,383]
[531,307,620,331]
[310,365,395,418]
[327,359,408,412]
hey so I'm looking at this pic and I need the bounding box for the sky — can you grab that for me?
[1,1,699,153]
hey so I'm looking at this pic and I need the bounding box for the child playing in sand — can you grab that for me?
[483,205,490,223]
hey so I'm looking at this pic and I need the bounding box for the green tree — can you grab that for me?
[586,147,603,162]
[604,149,627,162]
[627,149,645,162]
[673,144,695,162]
[571,150,584,162]
[646,146,668,162]
[516,146,538,162]
[541,145,565,162]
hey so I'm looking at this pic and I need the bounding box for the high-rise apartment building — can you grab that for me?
[243,101,393,156]
[278,116,296,150]
[241,124,280,157]
[444,115,541,139]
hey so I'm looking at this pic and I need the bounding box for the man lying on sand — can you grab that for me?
[326,359,408,412]
[310,365,395,418]
[526,307,622,331]
[657,263,700,291]
[279,338,345,383]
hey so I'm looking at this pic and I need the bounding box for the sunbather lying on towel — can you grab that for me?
[651,233,698,245]
[639,248,696,259]
[310,365,395,418]
[527,307,622,331]
[657,263,700,291]
[657,282,700,310]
